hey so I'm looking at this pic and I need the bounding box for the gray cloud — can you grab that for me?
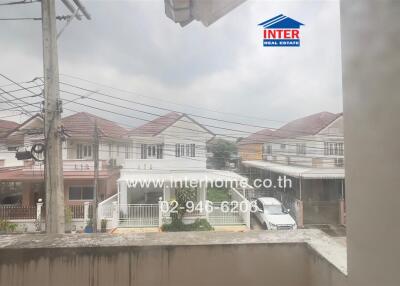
[0,0,342,134]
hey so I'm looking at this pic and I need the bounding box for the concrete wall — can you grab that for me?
[0,241,345,286]
[341,1,400,285]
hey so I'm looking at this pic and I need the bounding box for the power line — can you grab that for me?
[58,74,288,124]
[0,0,38,6]
[61,90,344,149]
[0,84,44,96]
[59,82,277,128]
[62,103,341,157]
[59,81,343,139]
[0,17,41,21]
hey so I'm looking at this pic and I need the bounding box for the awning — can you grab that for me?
[242,160,345,179]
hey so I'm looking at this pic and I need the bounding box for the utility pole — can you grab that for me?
[92,121,99,232]
[41,0,65,234]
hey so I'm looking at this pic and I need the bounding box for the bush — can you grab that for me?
[207,187,231,202]
[161,219,214,232]
[101,219,107,232]
[0,219,17,233]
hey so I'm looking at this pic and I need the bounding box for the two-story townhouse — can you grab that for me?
[104,112,249,229]
[241,112,345,227]
[0,112,128,207]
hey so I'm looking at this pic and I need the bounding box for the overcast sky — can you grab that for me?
[0,0,342,136]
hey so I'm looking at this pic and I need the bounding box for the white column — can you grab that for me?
[83,201,90,223]
[201,182,207,216]
[158,198,163,228]
[36,202,43,221]
[36,201,43,232]
[112,201,119,229]
[163,182,171,201]
[119,181,128,215]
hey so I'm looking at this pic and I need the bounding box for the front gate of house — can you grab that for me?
[119,204,159,227]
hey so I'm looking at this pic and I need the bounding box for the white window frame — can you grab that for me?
[77,143,93,159]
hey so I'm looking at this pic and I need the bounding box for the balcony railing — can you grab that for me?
[23,160,107,172]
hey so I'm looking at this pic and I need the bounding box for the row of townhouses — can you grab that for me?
[238,112,345,227]
[0,112,248,231]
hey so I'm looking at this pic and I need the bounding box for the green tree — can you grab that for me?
[207,138,237,169]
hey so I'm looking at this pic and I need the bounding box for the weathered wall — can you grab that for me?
[341,1,400,286]
[308,245,348,286]
[0,241,346,286]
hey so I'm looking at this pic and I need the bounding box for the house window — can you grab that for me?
[125,144,130,159]
[190,143,195,157]
[156,144,163,159]
[117,145,120,156]
[280,144,286,150]
[296,143,306,155]
[141,144,147,159]
[325,142,344,156]
[141,144,163,159]
[68,186,94,200]
[7,146,17,151]
[265,144,272,154]
[77,144,92,159]
[175,143,195,157]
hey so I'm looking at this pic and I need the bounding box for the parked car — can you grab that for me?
[253,197,297,230]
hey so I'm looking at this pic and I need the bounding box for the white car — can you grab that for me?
[253,197,297,230]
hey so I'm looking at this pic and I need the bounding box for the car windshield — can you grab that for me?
[264,205,284,215]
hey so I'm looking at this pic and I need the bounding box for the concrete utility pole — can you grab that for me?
[41,0,65,234]
[92,121,99,232]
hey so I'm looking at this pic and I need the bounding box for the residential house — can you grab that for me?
[237,128,274,161]
[0,112,128,207]
[0,118,20,168]
[100,112,250,229]
[241,112,345,226]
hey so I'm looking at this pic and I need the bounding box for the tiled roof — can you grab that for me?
[62,112,127,139]
[274,112,342,139]
[238,111,342,145]
[127,112,183,137]
[0,119,19,138]
[237,128,275,145]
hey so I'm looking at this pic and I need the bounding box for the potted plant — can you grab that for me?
[84,219,93,233]
[101,219,107,233]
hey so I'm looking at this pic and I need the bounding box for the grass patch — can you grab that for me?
[207,187,231,202]
[161,219,214,232]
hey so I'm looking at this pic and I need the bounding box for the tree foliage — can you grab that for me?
[207,138,237,169]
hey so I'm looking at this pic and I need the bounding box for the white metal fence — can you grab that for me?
[207,202,243,225]
[98,194,117,219]
[119,204,159,227]
[207,189,250,227]
[230,188,251,228]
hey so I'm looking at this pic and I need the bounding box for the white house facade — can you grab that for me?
[99,112,251,229]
